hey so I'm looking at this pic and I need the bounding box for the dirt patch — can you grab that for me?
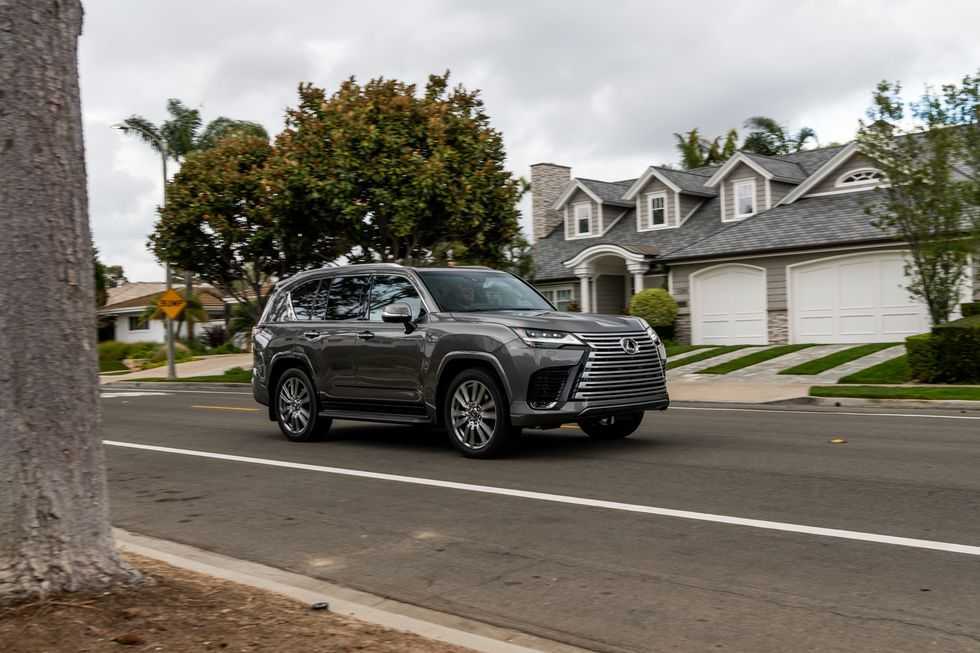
[0,554,470,652]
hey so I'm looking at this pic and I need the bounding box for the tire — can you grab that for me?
[275,368,332,442]
[577,411,644,440]
[444,368,520,458]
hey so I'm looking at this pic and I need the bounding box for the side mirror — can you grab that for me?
[381,302,413,324]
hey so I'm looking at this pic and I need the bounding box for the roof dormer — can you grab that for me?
[703,152,806,221]
[623,167,716,232]
[552,178,633,240]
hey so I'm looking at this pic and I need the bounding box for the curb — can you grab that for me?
[797,396,980,411]
[114,529,590,653]
[101,381,252,391]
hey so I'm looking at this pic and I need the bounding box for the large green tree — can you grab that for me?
[857,73,980,325]
[269,72,527,265]
[150,134,322,310]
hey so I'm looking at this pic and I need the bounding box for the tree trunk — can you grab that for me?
[184,269,194,340]
[0,0,138,603]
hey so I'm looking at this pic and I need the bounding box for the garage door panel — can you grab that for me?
[790,252,932,343]
[692,265,767,346]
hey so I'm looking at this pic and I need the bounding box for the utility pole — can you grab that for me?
[161,156,176,380]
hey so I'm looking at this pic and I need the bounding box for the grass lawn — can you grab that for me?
[811,385,980,401]
[666,345,751,370]
[836,355,912,384]
[778,342,898,375]
[136,366,252,384]
[665,343,712,358]
[697,344,815,375]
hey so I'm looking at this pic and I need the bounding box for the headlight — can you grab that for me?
[646,325,667,362]
[513,328,584,348]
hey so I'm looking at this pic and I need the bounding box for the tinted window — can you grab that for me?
[265,290,291,322]
[368,275,423,321]
[324,275,368,320]
[417,270,551,312]
[289,280,327,321]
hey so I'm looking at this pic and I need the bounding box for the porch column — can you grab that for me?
[627,261,647,296]
[574,265,592,313]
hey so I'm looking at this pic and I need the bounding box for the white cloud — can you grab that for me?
[80,0,980,274]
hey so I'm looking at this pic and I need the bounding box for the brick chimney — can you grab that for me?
[530,162,572,241]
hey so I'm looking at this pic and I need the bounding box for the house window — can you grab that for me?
[541,287,574,311]
[647,193,667,228]
[574,203,592,236]
[733,179,756,218]
[836,168,886,187]
[128,316,149,331]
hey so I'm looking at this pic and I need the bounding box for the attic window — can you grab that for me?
[574,202,593,236]
[733,179,756,219]
[836,168,885,187]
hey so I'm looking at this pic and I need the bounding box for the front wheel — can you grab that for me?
[445,369,520,458]
[578,412,644,440]
[275,368,332,442]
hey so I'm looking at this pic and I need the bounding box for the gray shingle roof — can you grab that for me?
[777,145,847,175]
[741,152,807,182]
[653,167,717,196]
[578,178,635,206]
[659,192,895,261]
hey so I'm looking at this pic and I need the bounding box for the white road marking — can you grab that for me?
[100,391,172,398]
[104,440,980,558]
[670,406,980,420]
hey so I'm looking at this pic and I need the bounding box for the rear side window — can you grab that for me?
[264,290,291,323]
[367,275,423,321]
[289,280,327,321]
[324,276,369,320]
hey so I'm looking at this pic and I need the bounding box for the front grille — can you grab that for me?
[572,331,666,403]
[527,367,572,409]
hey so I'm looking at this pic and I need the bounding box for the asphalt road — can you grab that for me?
[100,388,980,652]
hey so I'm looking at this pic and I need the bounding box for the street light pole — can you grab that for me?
[161,154,176,381]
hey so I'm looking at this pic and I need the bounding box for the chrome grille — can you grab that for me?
[572,331,666,402]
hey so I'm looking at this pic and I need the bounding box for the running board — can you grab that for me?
[318,409,431,425]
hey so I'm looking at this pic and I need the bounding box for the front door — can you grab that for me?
[351,274,426,404]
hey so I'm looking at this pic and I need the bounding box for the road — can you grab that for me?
[100,388,980,652]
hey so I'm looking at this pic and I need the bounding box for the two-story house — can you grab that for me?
[531,142,979,345]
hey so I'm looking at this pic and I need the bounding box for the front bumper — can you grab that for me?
[510,394,669,427]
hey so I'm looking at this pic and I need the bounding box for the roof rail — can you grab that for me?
[333,262,404,268]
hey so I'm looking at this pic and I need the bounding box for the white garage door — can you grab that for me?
[691,265,768,345]
[789,252,930,344]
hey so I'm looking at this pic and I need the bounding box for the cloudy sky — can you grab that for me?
[80,0,980,281]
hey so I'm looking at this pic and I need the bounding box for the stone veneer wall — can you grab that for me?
[530,163,572,240]
[674,314,692,345]
[767,310,788,344]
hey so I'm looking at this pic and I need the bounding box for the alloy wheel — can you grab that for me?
[450,379,497,450]
[278,376,311,435]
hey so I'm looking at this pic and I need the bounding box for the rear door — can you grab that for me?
[350,274,427,404]
[318,274,370,400]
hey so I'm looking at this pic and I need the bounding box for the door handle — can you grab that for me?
[357,330,375,340]
[303,330,321,340]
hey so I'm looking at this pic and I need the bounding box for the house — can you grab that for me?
[530,141,979,345]
[97,282,230,343]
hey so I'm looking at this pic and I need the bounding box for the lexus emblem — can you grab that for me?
[619,337,640,355]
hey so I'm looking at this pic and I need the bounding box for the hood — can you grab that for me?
[447,310,646,333]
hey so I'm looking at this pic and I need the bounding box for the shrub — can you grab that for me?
[148,342,191,364]
[98,340,157,365]
[201,324,229,348]
[930,315,980,383]
[211,341,242,354]
[961,302,980,318]
[629,288,678,328]
[905,334,938,382]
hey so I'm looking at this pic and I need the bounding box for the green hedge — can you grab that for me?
[906,315,980,383]
[961,302,980,317]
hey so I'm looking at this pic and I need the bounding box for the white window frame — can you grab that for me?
[642,191,669,231]
[732,178,757,220]
[539,285,575,311]
[569,201,593,238]
[835,167,886,188]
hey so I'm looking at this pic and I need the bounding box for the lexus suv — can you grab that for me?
[252,264,669,457]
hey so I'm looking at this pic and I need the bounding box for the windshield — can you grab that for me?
[417,270,553,312]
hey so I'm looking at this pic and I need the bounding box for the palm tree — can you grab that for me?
[228,300,263,352]
[116,100,267,347]
[137,290,210,341]
[741,116,817,156]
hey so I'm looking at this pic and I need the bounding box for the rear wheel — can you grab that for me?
[275,368,332,442]
[578,412,643,440]
[444,369,519,458]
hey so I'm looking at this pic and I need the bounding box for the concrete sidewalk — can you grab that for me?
[668,380,812,403]
[100,353,252,384]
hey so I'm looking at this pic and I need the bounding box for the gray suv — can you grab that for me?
[252,264,669,457]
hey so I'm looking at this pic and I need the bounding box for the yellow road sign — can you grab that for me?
[157,288,187,320]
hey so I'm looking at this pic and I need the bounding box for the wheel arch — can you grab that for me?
[434,353,512,426]
[266,352,317,421]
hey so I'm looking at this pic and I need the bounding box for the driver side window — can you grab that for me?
[367,275,423,321]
